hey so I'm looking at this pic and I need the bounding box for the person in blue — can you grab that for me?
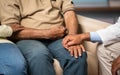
[0,24,27,75]
[0,0,87,75]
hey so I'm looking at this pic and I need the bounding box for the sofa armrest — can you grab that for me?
[77,14,111,75]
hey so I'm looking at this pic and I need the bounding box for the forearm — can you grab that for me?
[64,11,78,34]
[12,28,50,40]
[10,24,65,40]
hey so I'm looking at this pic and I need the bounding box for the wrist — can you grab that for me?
[42,29,51,39]
[81,32,90,41]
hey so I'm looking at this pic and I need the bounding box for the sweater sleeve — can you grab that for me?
[0,25,13,37]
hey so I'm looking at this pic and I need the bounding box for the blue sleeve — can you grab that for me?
[90,32,103,43]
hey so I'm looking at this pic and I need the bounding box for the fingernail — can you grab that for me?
[79,54,81,56]
[75,56,78,58]
[83,50,86,52]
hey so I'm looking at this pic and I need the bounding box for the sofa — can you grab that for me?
[53,14,111,75]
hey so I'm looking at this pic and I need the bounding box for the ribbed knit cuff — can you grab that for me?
[0,25,13,37]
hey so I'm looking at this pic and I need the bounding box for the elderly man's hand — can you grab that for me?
[48,26,66,39]
[66,44,86,58]
[112,56,120,75]
[10,24,24,33]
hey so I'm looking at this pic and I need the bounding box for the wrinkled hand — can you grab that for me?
[62,34,83,49]
[10,24,24,33]
[65,44,85,58]
[112,56,120,75]
[48,26,66,39]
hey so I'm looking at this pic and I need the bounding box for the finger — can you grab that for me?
[69,48,73,57]
[17,27,24,30]
[80,45,86,52]
[62,37,69,46]
[112,66,118,75]
[66,47,71,52]
[112,70,117,75]
[111,68,115,75]
[77,46,82,56]
[73,47,78,58]
[112,72,115,75]
[67,41,75,46]
[62,44,67,49]
[14,28,24,32]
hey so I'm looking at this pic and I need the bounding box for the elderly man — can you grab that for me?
[0,0,87,75]
[62,17,120,75]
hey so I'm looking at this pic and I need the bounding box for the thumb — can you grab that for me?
[67,41,75,46]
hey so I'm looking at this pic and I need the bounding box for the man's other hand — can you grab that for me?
[10,24,24,33]
[48,26,66,39]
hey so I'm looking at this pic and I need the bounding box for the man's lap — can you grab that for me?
[16,39,87,64]
[16,39,87,60]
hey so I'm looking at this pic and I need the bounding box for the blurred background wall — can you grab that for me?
[73,0,120,24]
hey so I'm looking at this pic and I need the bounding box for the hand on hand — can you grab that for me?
[62,33,90,49]
[62,34,86,58]
[10,24,24,33]
[66,44,85,58]
[62,34,83,49]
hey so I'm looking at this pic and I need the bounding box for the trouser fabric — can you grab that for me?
[17,39,87,75]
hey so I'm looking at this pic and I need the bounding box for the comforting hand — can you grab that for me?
[66,44,85,58]
[48,26,66,39]
[112,56,120,75]
[62,35,81,48]
[10,24,24,33]
[62,33,90,49]
[62,34,83,49]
